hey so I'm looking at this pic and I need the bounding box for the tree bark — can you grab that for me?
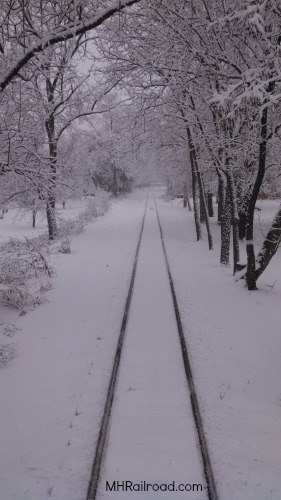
[254,203,281,281]
[196,165,213,250]
[185,131,201,240]
[207,193,214,217]
[238,210,247,240]
[183,182,188,208]
[191,170,201,240]
[217,170,225,225]
[220,182,231,266]
[225,171,240,274]
[199,190,205,223]
[46,196,57,240]
[245,101,271,290]
[45,115,58,240]
[45,75,59,240]
[186,125,212,249]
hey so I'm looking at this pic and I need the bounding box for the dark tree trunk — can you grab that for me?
[238,210,247,240]
[207,193,214,217]
[183,182,188,208]
[45,78,58,240]
[232,216,240,274]
[220,182,231,266]
[245,100,271,290]
[225,172,240,274]
[199,190,205,223]
[32,210,36,228]
[186,131,201,241]
[197,170,213,250]
[254,204,281,281]
[192,172,201,240]
[186,125,212,249]
[217,171,225,225]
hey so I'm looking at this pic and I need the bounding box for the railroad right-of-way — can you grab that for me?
[90,194,215,499]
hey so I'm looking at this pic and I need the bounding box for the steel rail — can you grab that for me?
[154,195,218,500]
[86,196,148,500]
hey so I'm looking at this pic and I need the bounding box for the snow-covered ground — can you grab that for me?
[157,194,281,500]
[0,189,280,500]
[0,192,147,500]
[0,198,88,241]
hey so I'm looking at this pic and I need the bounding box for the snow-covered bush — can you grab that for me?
[58,192,110,238]
[0,238,52,313]
[0,193,110,313]
[58,238,71,254]
[0,344,16,367]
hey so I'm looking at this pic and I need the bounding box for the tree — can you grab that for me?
[0,0,142,91]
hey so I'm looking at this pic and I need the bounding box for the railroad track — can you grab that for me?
[86,194,218,500]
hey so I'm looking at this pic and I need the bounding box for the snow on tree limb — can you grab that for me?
[0,0,142,92]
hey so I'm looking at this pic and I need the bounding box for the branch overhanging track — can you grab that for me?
[86,195,148,500]
[153,195,218,500]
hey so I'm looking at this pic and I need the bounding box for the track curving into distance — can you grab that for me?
[86,196,148,500]
[153,195,218,500]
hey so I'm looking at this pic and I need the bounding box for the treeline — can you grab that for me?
[1,1,281,289]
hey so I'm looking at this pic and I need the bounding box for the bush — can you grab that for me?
[0,238,52,313]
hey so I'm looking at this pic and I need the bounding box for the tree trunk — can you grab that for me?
[232,216,240,274]
[46,195,57,240]
[217,171,225,225]
[220,182,231,266]
[225,172,240,274]
[254,203,281,281]
[238,186,252,240]
[246,102,270,290]
[197,167,213,250]
[32,210,36,228]
[199,190,205,223]
[192,172,201,240]
[207,193,214,217]
[45,79,58,240]
[183,182,188,208]
[186,131,201,240]
[186,125,212,248]
[238,210,247,240]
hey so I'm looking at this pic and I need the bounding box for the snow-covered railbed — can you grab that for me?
[96,197,207,500]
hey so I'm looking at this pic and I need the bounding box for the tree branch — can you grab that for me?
[0,0,142,92]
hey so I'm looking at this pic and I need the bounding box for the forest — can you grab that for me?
[1,0,281,291]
